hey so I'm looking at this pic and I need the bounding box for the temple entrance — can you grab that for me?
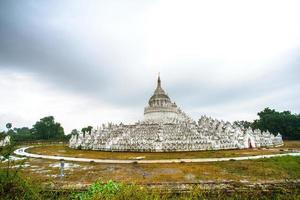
[248,138,253,148]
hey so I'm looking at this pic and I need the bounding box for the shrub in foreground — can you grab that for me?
[0,170,41,200]
[72,180,167,200]
[71,180,300,200]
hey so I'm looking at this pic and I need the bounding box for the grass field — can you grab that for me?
[2,154,299,188]
[26,140,299,160]
[1,140,298,188]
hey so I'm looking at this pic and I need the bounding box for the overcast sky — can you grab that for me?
[1,0,300,133]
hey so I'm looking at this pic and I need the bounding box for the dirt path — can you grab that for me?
[14,146,300,164]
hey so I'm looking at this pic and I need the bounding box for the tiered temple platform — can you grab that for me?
[69,76,283,152]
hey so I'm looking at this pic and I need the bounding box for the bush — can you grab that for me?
[0,170,41,200]
[72,180,166,200]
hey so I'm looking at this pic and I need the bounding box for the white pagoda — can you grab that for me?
[69,76,283,152]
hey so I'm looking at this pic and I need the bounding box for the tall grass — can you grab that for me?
[1,143,300,199]
[69,180,300,200]
[0,170,41,200]
[0,175,299,200]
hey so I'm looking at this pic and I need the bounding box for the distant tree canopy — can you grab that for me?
[252,108,300,140]
[233,120,252,129]
[71,129,79,135]
[31,116,64,140]
[5,123,12,130]
[0,131,6,140]
[234,108,300,140]
[11,127,32,141]
[4,116,68,142]
[81,126,93,134]
[3,108,300,142]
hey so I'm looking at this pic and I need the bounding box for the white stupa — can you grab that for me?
[69,76,283,152]
[144,75,191,123]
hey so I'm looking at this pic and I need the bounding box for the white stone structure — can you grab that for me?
[144,76,192,123]
[0,135,11,147]
[69,76,283,152]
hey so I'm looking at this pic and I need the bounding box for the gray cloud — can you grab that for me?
[0,1,154,108]
[166,51,300,109]
[0,0,300,126]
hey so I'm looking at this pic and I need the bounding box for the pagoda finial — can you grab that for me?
[157,72,161,87]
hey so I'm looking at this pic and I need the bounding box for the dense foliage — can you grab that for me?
[1,175,299,200]
[81,126,93,134]
[31,116,65,140]
[0,171,41,200]
[0,131,6,140]
[3,116,69,142]
[233,120,252,129]
[3,108,300,142]
[1,142,300,199]
[10,127,34,141]
[235,108,300,140]
[0,143,41,200]
[5,123,12,129]
[252,108,300,139]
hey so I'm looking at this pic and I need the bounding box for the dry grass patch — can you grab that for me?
[3,140,298,187]
[1,155,299,187]
[26,140,300,160]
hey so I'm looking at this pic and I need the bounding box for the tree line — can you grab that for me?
[1,116,67,142]
[2,107,300,142]
[234,107,300,140]
[1,116,95,142]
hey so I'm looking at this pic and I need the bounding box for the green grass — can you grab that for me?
[0,170,42,200]
[1,172,299,200]
[264,156,300,178]
[2,155,299,186]
[26,140,299,160]
[217,156,300,181]
[1,154,300,199]
[0,141,300,199]
[71,180,300,200]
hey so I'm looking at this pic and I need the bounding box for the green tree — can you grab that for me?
[6,123,12,130]
[70,129,79,135]
[31,116,64,140]
[5,123,14,135]
[86,126,93,134]
[81,126,93,134]
[233,120,252,129]
[11,127,34,141]
[252,107,300,139]
[81,127,87,134]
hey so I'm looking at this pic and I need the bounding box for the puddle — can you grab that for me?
[11,164,31,168]
[105,166,119,172]
[0,156,26,162]
[46,174,59,178]
[185,173,196,181]
[155,168,182,174]
[49,162,80,169]
[82,166,94,170]
[129,156,145,160]
[31,169,52,174]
